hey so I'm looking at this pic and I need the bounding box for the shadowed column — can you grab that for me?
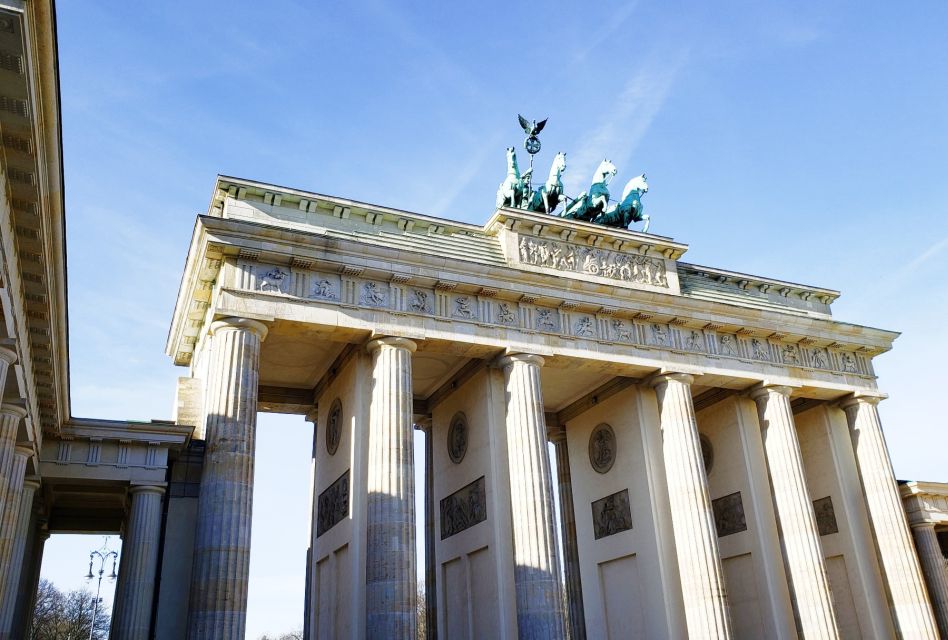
[651,372,732,639]
[187,317,268,639]
[842,395,939,638]
[365,337,417,639]
[112,485,166,640]
[911,522,948,637]
[752,385,839,638]
[548,424,586,640]
[0,470,35,640]
[499,353,566,640]
[0,440,29,620]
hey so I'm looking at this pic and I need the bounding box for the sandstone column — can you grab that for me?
[187,317,268,640]
[0,475,37,640]
[548,423,586,640]
[751,385,839,638]
[498,353,566,639]
[11,518,48,638]
[0,405,27,557]
[112,485,166,640]
[910,522,948,637]
[0,442,29,618]
[842,395,939,638]
[650,373,732,639]
[365,337,417,639]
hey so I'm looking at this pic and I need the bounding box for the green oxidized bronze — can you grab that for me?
[496,115,651,232]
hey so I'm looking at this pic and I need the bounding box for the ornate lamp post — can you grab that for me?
[84,538,118,640]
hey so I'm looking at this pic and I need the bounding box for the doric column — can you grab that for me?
[187,317,268,639]
[303,408,317,640]
[415,422,437,640]
[365,337,417,639]
[498,353,566,639]
[548,424,586,640]
[911,522,948,637]
[0,442,29,619]
[751,385,839,638]
[12,518,48,639]
[0,405,27,556]
[650,372,732,639]
[112,485,166,640]
[842,395,939,638]
[0,475,38,640]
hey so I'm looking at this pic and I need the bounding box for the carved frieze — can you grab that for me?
[649,323,670,347]
[591,488,633,539]
[810,348,829,369]
[712,491,746,537]
[517,236,668,288]
[718,334,737,356]
[611,319,636,342]
[440,476,487,539]
[813,496,838,536]
[535,308,558,332]
[452,295,476,319]
[684,330,704,352]
[751,338,770,361]
[316,469,349,537]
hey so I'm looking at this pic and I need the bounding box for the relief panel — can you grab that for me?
[517,236,668,288]
[317,470,350,537]
[440,476,487,539]
[591,488,633,539]
[712,491,747,537]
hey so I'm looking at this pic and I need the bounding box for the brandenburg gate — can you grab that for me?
[155,172,936,638]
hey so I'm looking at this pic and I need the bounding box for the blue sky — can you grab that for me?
[40,1,947,637]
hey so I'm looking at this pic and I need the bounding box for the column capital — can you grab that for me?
[496,352,545,369]
[22,477,41,492]
[209,316,269,341]
[839,393,884,410]
[13,444,33,458]
[910,520,938,530]
[0,404,28,419]
[749,383,795,401]
[0,345,17,366]
[648,371,694,388]
[304,406,318,424]
[129,484,166,497]
[366,335,417,354]
[547,422,567,444]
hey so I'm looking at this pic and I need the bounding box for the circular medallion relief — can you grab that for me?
[326,398,342,456]
[700,434,714,474]
[447,412,469,464]
[588,423,617,474]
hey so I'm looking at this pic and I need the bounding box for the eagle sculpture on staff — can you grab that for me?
[518,114,547,137]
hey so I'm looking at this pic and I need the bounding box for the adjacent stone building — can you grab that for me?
[0,2,945,639]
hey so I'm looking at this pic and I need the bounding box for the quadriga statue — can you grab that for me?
[593,174,650,232]
[496,147,531,209]
[561,159,617,223]
[526,151,567,214]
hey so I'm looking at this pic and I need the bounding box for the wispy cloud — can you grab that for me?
[564,49,688,196]
[428,132,505,216]
[894,234,948,279]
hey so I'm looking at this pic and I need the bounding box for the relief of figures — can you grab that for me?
[360,281,386,307]
[782,344,799,364]
[719,334,737,356]
[453,296,475,318]
[312,278,337,300]
[612,319,635,342]
[316,470,350,537]
[258,267,289,293]
[518,236,667,287]
[409,289,430,312]
[685,330,703,351]
[841,353,858,373]
[813,496,839,536]
[496,302,517,324]
[650,323,669,346]
[712,491,747,537]
[574,317,595,337]
[591,489,633,539]
[536,308,557,331]
[751,338,770,361]
[440,476,487,540]
[811,348,828,369]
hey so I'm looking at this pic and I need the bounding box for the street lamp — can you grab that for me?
[84,538,118,640]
